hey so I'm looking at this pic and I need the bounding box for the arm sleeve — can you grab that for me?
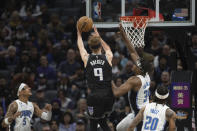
[41,111,52,121]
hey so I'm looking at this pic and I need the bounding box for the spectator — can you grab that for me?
[146,36,162,56]
[36,73,48,90]
[50,120,59,131]
[33,119,49,131]
[74,98,87,118]
[52,38,70,64]
[158,71,171,89]
[57,89,73,112]
[14,50,36,74]
[0,106,6,130]
[37,55,56,80]
[59,111,76,131]
[68,83,81,108]
[41,124,51,131]
[33,88,49,109]
[120,60,135,81]
[76,119,86,131]
[58,48,81,81]
[51,99,62,121]
[112,52,121,76]
[4,45,18,69]
[56,73,70,92]
[154,55,170,83]
[30,47,40,67]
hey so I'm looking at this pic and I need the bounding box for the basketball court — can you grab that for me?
[85,0,196,130]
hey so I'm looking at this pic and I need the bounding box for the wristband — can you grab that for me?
[4,118,11,125]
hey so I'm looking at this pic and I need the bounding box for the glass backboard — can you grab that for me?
[86,0,195,28]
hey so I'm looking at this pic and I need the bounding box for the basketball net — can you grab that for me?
[120,16,149,48]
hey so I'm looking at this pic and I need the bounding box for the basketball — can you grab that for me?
[77,16,93,32]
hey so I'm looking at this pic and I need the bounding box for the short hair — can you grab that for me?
[88,35,101,50]
[154,85,169,104]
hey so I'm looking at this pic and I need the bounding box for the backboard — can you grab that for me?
[86,0,195,28]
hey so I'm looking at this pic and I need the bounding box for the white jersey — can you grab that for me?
[142,102,169,131]
[128,73,150,114]
[14,99,34,131]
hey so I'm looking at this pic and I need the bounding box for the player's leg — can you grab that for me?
[90,118,99,131]
[116,112,135,131]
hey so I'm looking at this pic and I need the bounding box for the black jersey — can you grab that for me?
[85,54,112,90]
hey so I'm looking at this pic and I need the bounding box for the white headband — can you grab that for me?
[155,89,169,99]
[17,83,27,96]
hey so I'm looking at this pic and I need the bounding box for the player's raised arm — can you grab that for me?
[93,26,113,65]
[2,102,21,127]
[33,103,52,121]
[77,24,89,67]
[166,108,177,131]
[127,107,145,131]
[111,76,142,97]
[119,24,139,63]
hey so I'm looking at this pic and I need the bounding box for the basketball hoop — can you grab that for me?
[120,16,149,48]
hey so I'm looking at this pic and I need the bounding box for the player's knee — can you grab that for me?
[116,122,125,131]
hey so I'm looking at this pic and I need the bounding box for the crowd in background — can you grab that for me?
[0,0,196,131]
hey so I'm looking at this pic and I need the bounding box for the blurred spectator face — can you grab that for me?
[151,37,159,47]
[126,60,133,72]
[42,124,51,131]
[71,84,78,91]
[159,57,167,68]
[51,14,59,25]
[112,57,119,66]
[192,34,197,47]
[0,78,6,88]
[76,123,85,131]
[21,51,29,63]
[162,45,170,56]
[61,39,68,48]
[67,49,75,61]
[8,46,16,57]
[40,56,48,67]
[58,90,65,99]
[60,74,69,84]
[64,114,71,124]
[52,101,60,110]
[78,99,87,111]
[115,78,122,87]
[30,48,38,58]
[161,71,170,83]
[36,90,45,99]
[39,74,47,85]
[50,120,59,131]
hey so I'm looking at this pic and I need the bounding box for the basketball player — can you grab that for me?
[1,83,52,131]
[128,86,176,131]
[77,25,114,131]
[112,24,152,131]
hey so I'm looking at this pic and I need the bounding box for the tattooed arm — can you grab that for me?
[33,103,52,121]
[127,107,145,131]
[166,108,176,131]
[2,102,21,127]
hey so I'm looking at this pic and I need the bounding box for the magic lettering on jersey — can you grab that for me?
[90,59,105,66]
[143,82,150,89]
[150,109,159,114]
[20,110,32,118]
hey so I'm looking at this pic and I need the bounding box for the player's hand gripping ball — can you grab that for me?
[77,16,93,32]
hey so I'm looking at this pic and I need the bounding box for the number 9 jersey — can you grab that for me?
[85,54,112,90]
[142,102,169,131]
